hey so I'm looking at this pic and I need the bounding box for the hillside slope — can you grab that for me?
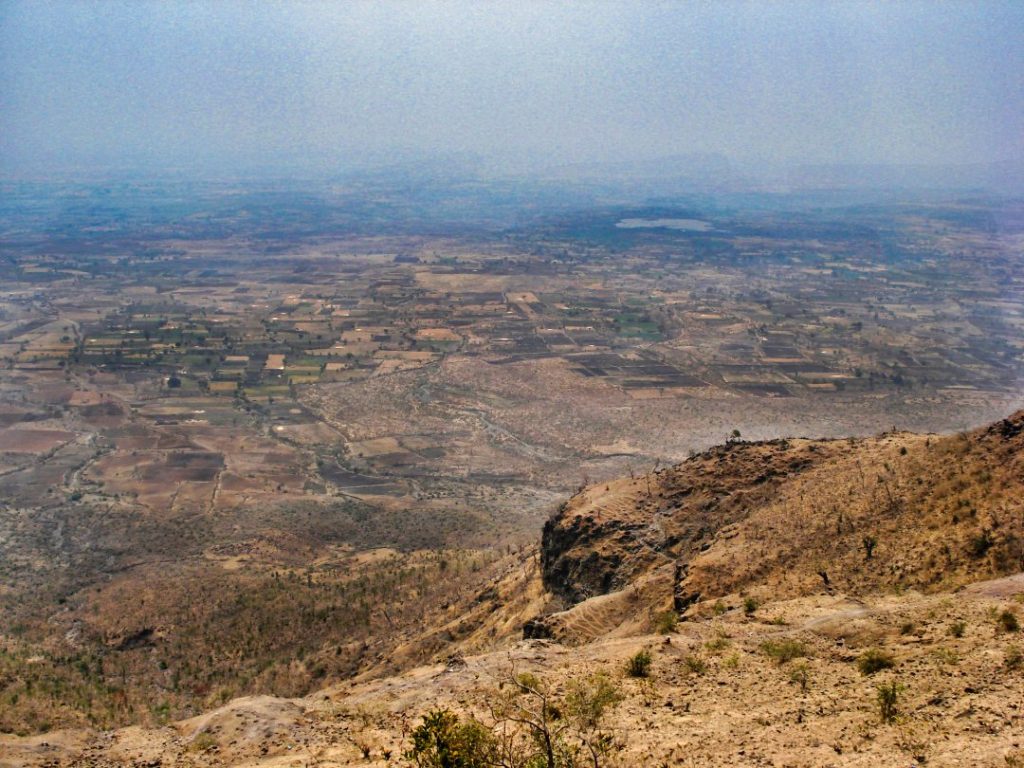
[3,573,1022,767]
[2,412,1023,767]
[534,411,1024,642]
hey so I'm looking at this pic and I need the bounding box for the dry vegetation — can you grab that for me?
[0,546,540,736]
[2,412,1024,766]
[3,579,1022,767]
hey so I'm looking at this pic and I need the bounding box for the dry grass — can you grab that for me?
[0,547,527,734]
[4,581,1023,766]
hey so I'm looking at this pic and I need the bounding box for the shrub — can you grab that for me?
[406,710,497,768]
[998,610,1020,633]
[760,639,807,665]
[969,530,994,558]
[949,620,966,638]
[189,732,217,753]
[876,681,902,723]
[515,672,542,692]
[788,662,810,692]
[625,650,652,678]
[862,535,877,560]
[564,673,623,729]
[683,654,707,675]
[653,610,678,634]
[857,649,895,676]
[704,636,730,653]
[743,597,758,616]
[1005,646,1023,670]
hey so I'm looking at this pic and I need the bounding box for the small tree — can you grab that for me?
[564,674,623,768]
[877,681,902,724]
[406,709,497,768]
[788,662,810,693]
[862,535,877,560]
[487,667,624,768]
[492,671,571,768]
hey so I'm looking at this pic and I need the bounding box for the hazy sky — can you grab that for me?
[1,0,1021,175]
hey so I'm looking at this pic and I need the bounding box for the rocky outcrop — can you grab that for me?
[540,438,837,606]
[540,510,651,604]
[985,408,1024,441]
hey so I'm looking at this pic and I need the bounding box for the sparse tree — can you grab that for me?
[877,681,903,724]
[862,535,877,560]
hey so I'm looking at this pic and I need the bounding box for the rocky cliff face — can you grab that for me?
[540,437,840,606]
[540,508,643,605]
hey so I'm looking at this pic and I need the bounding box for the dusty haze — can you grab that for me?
[1,0,1022,176]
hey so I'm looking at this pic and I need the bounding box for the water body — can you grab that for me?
[615,218,712,231]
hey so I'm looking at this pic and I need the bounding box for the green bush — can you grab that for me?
[653,610,678,634]
[189,732,217,753]
[406,710,497,768]
[625,650,652,678]
[876,681,902,723]
[704,635,730,653]
[683,654,707,675]
[857,648,895,676]
[998,609,1020,633]
[564,673,623,731]
[760,639,807,665]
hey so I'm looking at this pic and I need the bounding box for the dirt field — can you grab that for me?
[0,428,75,453]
